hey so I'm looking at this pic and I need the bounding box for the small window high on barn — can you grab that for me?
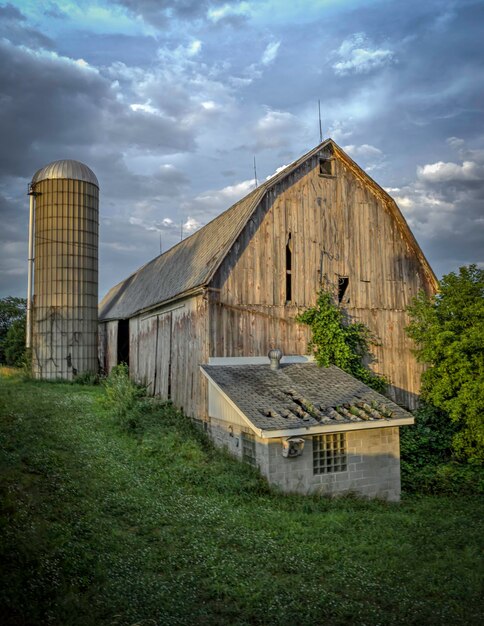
[286,233,292,303]
[338,276,349,303]
[313,433,347,474]
[319,157,335,177]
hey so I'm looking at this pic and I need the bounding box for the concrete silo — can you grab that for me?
[27,160,99,379]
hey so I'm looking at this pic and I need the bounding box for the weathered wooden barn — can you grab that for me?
[99,139,437,499]
[99,138,437,419]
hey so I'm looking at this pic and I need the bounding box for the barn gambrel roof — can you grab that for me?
[99,139,437,321]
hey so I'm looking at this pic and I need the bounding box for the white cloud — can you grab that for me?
[342,143,385,172]
[327,120,353,141]
[247,107,301,151]
[332,33,394,76]
[256,108,293,132]
[187,40,202,57]
[183,216,201,232]
[261,40,280,65]
[207,2,250,23]
[390,139,484,265]
[129,101,159,114]
[266,165,287,180]
[343,144,382,158]
[196,179,255,206]
[417,160,484,183]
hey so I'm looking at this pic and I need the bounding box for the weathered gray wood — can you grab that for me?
[102,145,436,415]
[154,312,172,398]
[210,153,435,409]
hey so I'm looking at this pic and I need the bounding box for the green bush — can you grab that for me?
[401,403,484,495]
[406,264,484,464]
[100,364,145,430]
[73,370,100,385]
[3,318,26,367]
[0,296,26,363]
[400,403,455,469]
[296,290,387,392]
[402,462,484,496]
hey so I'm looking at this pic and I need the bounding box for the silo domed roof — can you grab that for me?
[32,159,99,188]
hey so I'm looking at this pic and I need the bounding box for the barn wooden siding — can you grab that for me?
[99,141,436,416]
[210,151,435,408]
[126,294,209,419]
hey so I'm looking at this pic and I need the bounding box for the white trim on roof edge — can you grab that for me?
[207,355,315,365]
[257,418,414,439]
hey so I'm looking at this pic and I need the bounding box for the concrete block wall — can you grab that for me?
[209,418,270,471]
[265,427,401,501]
[209,418,401,502]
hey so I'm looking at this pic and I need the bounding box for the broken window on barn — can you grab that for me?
[338,276,349,303]
[319,157,335,177]
[286,233,292,303]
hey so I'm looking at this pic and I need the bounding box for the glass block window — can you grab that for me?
[313,433,347,474]
[241,432,256,466]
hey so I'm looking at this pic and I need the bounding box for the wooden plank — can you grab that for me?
[155,312,172,398]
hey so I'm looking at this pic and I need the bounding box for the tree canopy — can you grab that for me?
[406,265,484,464]
[0,297,26,366]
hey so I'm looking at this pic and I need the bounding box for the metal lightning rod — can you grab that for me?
[318,99,323,143]
[253,156,258,188]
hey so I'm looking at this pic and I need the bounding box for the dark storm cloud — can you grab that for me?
[0,188,29,296]
[0,36,198,177]
[0,39,108,177]
[107,108,196,153]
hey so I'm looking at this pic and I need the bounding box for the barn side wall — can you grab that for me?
[211,151,436,408]
[127,294,209,419]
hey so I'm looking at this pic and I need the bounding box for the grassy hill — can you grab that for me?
[0,368,482,625]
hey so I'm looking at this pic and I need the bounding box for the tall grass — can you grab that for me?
[0,370,482,625]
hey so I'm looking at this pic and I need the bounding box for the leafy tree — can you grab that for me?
[296,290,387,392]
[3,318,26,367]
[0,297,26,364]
[406,265,484,464]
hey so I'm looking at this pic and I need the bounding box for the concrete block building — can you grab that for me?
[201,357,413,501]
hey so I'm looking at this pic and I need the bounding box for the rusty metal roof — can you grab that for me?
[201,363,414,433]
[32,160,99,187]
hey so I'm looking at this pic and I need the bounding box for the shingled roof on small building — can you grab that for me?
[201,363,414,437]
[99,139,437,321]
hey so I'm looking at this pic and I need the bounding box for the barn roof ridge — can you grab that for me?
[99,139,436,321]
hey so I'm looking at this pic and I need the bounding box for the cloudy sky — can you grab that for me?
[1,0,483,299]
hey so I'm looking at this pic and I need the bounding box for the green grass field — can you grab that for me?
[0,369,482,625]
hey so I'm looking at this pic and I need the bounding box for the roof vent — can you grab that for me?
[268,348,283,370]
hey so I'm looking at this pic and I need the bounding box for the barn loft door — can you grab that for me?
[154,311,172,399]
